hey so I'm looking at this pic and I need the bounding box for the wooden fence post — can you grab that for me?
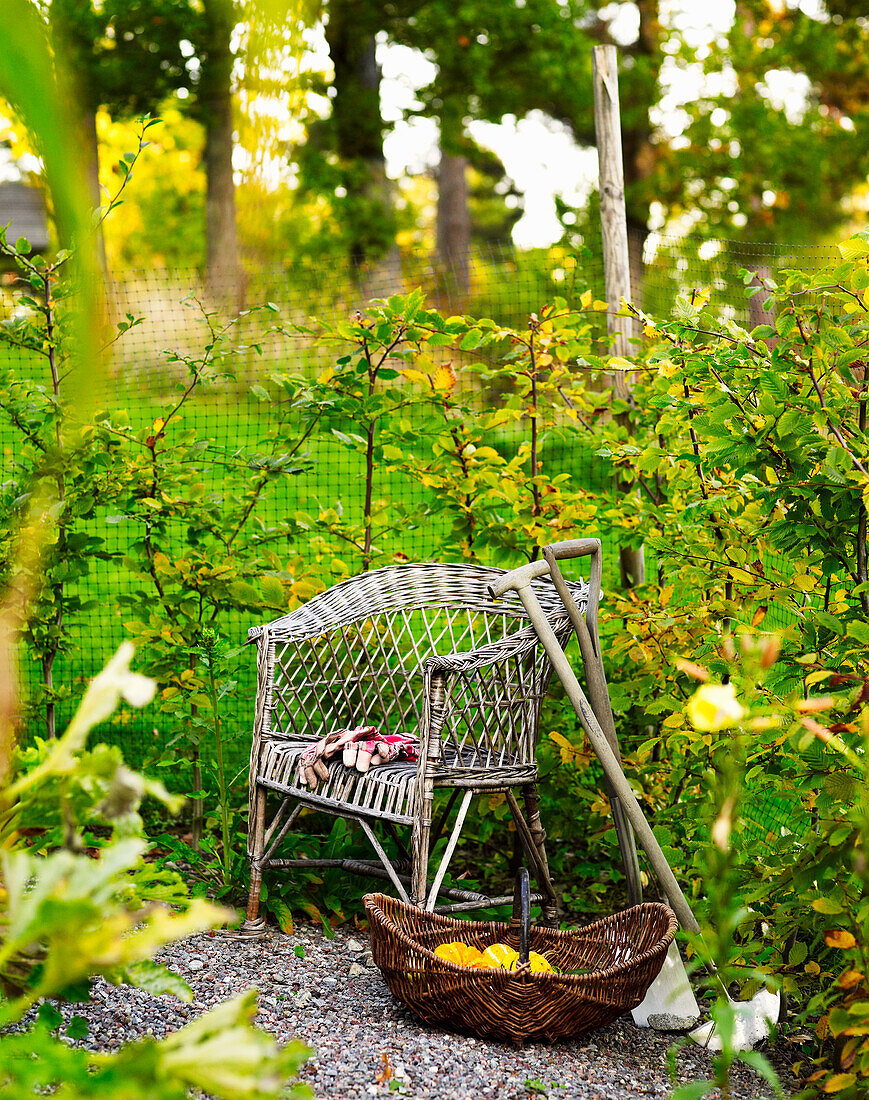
[592,44,645,589]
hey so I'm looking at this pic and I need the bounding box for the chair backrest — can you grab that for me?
[249,562,585,768]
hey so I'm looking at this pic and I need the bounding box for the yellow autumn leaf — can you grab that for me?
[825,930,857,950]
[838,969,864,990]
[580,289,593,308]
[549,730,588,766]
[823,1073,857,1093]
[431,362,458,392]
[400,368,431,387]
[592,299,610,312]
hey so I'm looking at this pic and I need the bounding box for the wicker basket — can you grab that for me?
[364,875,677,1044]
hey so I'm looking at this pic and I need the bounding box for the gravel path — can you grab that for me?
[58,922,800,1099]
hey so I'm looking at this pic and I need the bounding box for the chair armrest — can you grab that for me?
[419,611,575,771]
[423,620,556,677]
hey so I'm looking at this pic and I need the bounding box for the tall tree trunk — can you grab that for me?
[436,128,470,303]
[201,0,242,309]
[325,4,394,270]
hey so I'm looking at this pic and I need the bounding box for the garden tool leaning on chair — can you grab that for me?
[488,538,780,1053]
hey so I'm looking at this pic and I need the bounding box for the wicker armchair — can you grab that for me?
[242,561,586,935]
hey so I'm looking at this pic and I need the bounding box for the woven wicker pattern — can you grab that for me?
[364,893,678,1044]
[245,561,586,921]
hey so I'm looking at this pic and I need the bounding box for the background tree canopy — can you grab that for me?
[2,0,866,277]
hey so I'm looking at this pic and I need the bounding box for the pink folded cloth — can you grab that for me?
[298,725,419,789]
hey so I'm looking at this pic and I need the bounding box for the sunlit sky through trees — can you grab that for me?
[0,0,836,249]
[375,0,820,246]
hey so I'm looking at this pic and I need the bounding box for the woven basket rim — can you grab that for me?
[363,894,678,986]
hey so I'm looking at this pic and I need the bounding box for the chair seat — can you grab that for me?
[257,738,538,825]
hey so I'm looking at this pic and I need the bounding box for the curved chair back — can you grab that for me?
[248,562,584,770]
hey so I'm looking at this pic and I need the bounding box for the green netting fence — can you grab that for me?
[0,232,841,778]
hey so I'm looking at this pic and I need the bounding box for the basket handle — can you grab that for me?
[512,867,531,965]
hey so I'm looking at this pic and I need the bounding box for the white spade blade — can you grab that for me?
[632,940,700,1027]
[689,988,781,1051]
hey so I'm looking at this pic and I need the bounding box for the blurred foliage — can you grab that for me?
[0,644,311,1098]
[648,0,869,243]
[0,4,311,1097]
[98,107,206,270]
[10,1,869,273]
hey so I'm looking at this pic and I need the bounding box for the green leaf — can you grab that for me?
[65,1015,90,1039]
[14,236,30,254]
[459,329,483,350]
[110,959,193,1002]
[838,233,869,261]
[811,897,843,915]
[260,575,285,606]
[735,1050,785,1100]
[36,1002,63,1030]
[788,940,808,967]
[669,1082,715,1100]
[228,580,262,606]
[815,610,844,635]
[845,621,869,644]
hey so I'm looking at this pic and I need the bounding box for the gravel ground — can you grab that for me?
[52,922,801,1099]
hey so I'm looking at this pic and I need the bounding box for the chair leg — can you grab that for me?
[240,786,268,937]
[411,778,435,907]
[410,820,431,908]
[425,789,473,911]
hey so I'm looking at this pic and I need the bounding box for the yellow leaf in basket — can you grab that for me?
[479,943,520,969]
[528,951,554,973]
[434,941,483,967]
[433,941,463,964]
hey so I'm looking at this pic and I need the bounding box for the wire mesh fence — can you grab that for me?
[0,231,841,774]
